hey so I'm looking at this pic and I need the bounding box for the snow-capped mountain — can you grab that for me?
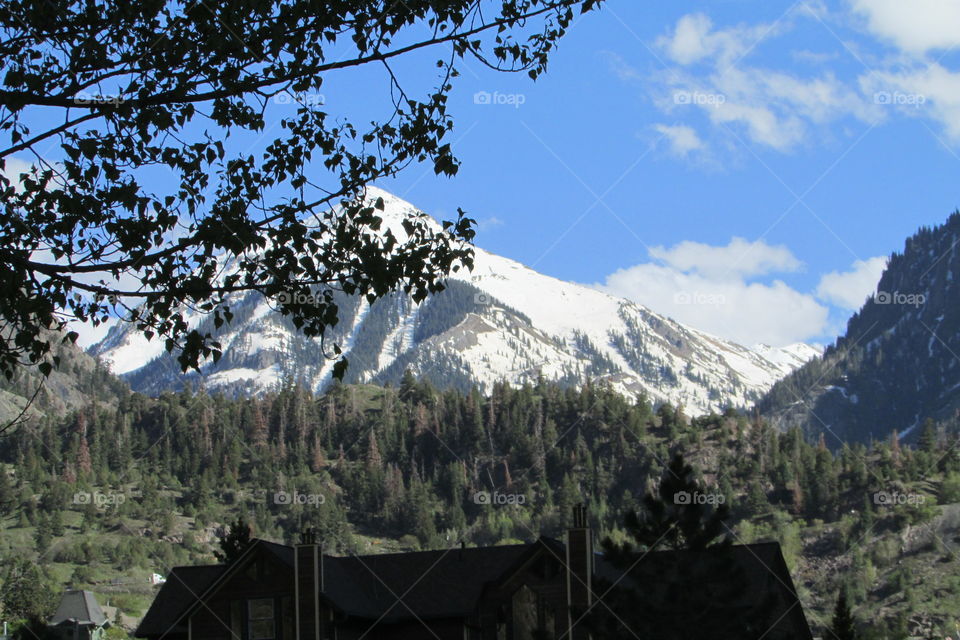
[90,187,819,414]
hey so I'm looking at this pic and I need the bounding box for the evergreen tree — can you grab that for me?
[0,556,57,621]
[606,453,730,553]
[831,590,857,640]
[0,469,13,516]
[588,454,774,640]
[214,516,253,563]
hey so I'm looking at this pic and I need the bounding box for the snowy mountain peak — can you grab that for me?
[91,188,818,413]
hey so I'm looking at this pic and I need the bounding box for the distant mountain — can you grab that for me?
[759,212,960,443]
[0,329,128,423]
[90,188,818,414]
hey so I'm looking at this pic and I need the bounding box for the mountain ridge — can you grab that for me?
[91,187,819,413]
[759,211,960,443]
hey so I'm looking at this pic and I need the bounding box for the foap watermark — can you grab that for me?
[73,490,126,509]
[473,91,526,108]
[674,491,725,506]
[674,91,726,106]
[874,91,926,107]
[673,290,726,307]
[276,290,323,306]
[273,91,325,107]
[876,290,925,307]
[74,92,126,106]
[473,292,492,306]
[873,490,926,506]
[273,490,326,506]
[473,490,526,506]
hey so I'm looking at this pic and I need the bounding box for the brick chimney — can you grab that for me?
[295,528,323,640]
[566,503,593,640]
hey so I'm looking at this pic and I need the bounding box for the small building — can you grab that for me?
[135,507,813,640]
[49,590,110,640]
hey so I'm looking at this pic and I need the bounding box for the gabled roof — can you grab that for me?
[321,542,534,621]
[134,565,226,638]
[136,538,812,639]
[593,542,813,640]
[50,590,108,627]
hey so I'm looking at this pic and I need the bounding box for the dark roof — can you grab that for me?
[593,542,813,640]
[50,590,108,627]
[134,565,225,638]
[322,543,533,621]
[137,538,812,639]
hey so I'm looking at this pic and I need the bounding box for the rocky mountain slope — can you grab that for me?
[91,188,818,413]
[759,212,960,443]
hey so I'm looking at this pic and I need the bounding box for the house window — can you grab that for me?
[230,600,243,640]
[512,586,538,640]
[248,599,275,640]
[281,597,294,640]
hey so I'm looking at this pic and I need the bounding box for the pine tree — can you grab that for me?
[0,556,57,620]
[0,469,13,516]
[34,513,53,555]
[831,590,857,640]
[608,453,730,552]
[588,453,773,640]
[214,516,253,563]
[366,430,383,470]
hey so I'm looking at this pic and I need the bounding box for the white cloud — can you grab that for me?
[0,156,35,191]
[658,13,715,65]
[649,236,802,279]
[655,13,783,67]
[620,5,960,154]
[861,63,960,141]
[648,12,881,151]
[595,238,828,347]
[596,264,828,347]
[653,123,704,156]
[815,256,887,309]
[850,0,960,55]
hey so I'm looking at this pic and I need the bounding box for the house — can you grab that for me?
[135,506,813,640]
[48,590,110,640]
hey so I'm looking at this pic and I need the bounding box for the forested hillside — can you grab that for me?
[0,330,127,424]
[760,212,960,445]
[3,376,960,637]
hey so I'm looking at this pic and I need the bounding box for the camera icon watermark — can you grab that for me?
[276,290,323,306]
[73,490,126,509]
[472,491,526,506]
[273,91,325,106]
[474,293,492,306]
[875,290,925,308]
[873,91,925,107]
[74,92,126,107]
[473,91,526,108]
[674,491,725,506]
[674,91,726,106]
[873,490,925,506]
[673,290,726,306]
[273,490,326,506]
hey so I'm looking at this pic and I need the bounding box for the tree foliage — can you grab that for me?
[602,452,731,556]
[0,555,57,621]
[214,515,253,563]
[0,0,602,380]
[831,590,858,640]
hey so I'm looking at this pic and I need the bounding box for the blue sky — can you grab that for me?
[373,0,960,348]
[10,1,960,350]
